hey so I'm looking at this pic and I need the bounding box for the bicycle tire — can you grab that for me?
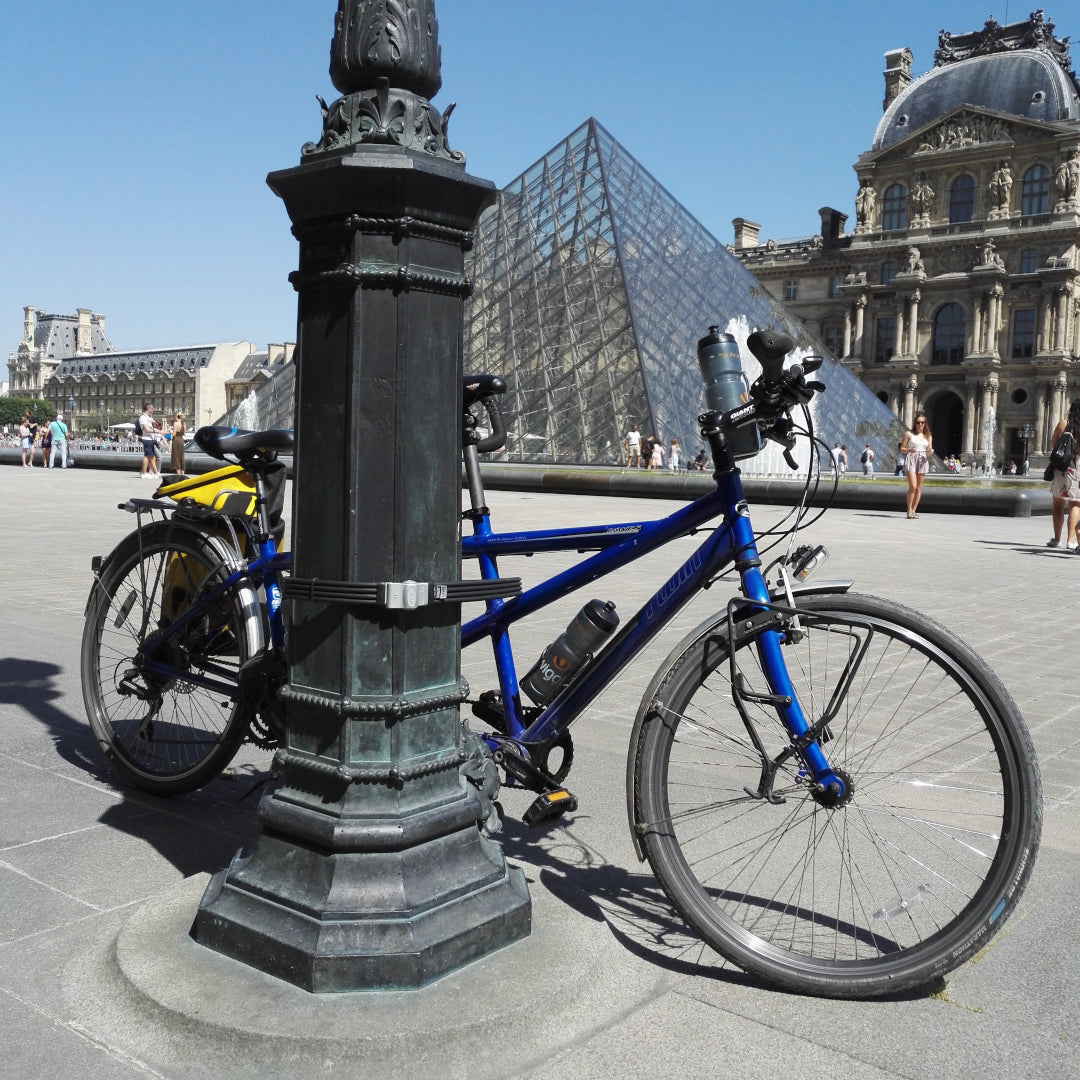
[631,591,1041,998]
[81,521,259,795]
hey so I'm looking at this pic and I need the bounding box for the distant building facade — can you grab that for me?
[6,306,293,432]
[734,11,1080,467]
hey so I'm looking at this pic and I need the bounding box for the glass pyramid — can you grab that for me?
[465,118,904,473]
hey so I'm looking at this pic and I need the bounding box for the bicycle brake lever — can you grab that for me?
[783,448,798,470]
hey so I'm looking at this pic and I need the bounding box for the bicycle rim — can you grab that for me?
[633,592,1040,997]
[81,525,250,794]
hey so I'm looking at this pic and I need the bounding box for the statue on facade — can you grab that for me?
[911,174,935,220]
[303,0,463,161]
[904,246,925,274]
[988,161,1013,216]
[855,180,877,227]
[978,238,1005,270]
[1055,151,1080,206]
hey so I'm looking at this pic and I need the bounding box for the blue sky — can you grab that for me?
[0,1,1040,351]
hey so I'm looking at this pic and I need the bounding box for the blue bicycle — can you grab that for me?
[81,329,1040,998]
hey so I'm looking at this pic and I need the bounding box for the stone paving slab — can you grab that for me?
[0,463,1076,1079]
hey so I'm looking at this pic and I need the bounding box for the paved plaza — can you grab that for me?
[1,463,1077,1079]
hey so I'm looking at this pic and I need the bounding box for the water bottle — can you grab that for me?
[520,600,619,705]
[697,327,763,460]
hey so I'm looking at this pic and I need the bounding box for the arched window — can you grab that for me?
[882,184,907,230]
[1021,165,1050,216]
[880,260,897,285]
[949,175,975,223]
[932,304,966,365]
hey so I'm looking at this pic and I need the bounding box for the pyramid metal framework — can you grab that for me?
[464,118,904,470]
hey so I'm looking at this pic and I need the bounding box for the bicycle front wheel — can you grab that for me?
[81,521,257,795]
[631,591,1041,998]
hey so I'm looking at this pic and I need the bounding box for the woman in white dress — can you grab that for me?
[899,413,932,519]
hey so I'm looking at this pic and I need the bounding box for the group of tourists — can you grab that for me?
[623,425,685,471]
[17,410,70,470]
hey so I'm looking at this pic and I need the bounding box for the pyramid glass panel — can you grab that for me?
[465,119,905,472]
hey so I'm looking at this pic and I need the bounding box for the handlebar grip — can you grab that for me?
[475,396,507,454]
[746,329,795,383]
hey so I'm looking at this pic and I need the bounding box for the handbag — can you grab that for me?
[1043,429,1076,481]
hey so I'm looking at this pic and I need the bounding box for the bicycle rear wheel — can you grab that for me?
[81,521,257,795]
[631,591,1041,998]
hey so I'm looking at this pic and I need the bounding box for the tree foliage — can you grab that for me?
[0,397,55,427]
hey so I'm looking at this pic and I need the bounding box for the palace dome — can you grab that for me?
[873,48,1080,150]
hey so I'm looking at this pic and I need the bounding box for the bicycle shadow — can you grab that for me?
[497,814,938,1002]
[0,655,110,780]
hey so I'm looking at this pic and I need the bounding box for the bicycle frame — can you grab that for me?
[461,463,842,789]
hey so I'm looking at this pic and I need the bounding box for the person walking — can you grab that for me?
[137,402,159,478]
[1046,399,1080,549]
[900,413,932,518]
[669,438,681,471]
[48,413,69,470]
[170,412,186,475]
[860,443,874,475]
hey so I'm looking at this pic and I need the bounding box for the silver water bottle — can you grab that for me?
[697,327,763,460]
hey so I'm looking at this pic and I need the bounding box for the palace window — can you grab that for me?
[828,275,844,298]
[932,303,966,365]
[784,279,798,301]
[823,325,842,356]
[1018,248,1037,274]
[1021,165,1050,216]
[1012,308,1036,358]
[880,260,897,285]
[949,175,975,223]
[875,317,895,363]
[882,185,907,231]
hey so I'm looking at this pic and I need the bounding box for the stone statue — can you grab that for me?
[904,246,925,274]
[855,181,877,226]
[911,174,935,219]
[978,238,1005,269]
[1055,152,1080,204]
[989,160,1013,212]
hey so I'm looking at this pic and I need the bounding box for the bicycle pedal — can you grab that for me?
[522,789,577,828]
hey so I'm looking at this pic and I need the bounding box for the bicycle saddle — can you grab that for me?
[195,426,295,463]
[463,374,507,408]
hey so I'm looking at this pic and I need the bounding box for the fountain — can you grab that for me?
[234,389,259,431]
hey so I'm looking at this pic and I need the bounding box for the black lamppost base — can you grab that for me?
[195,821,530,992]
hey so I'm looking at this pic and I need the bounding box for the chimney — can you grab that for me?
[883,48,913,111]
[76,308,93,355]
[732,218,762,249]
[23,305,36,343]
[818,207,848,244]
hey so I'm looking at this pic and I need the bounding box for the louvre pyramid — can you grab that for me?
[464,118,904,472]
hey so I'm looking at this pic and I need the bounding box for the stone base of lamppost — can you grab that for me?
[192,144,532,992]
[195,792,530,992]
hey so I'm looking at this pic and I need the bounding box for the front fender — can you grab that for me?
[624,579,853,862]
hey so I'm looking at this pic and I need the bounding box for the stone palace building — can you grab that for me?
[6,305,293,432]
[733,10,1080,467]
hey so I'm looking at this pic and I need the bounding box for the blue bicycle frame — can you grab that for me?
[461,465,843,790]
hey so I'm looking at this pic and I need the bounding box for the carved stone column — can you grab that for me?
[1035,381,1047,452]
[903,376,916,427]
[1055,288,1069,351]
[854,295,867,359]
[907,290,920,355]
[1040,294,1054,352]
[963,384,977,456]
[842,306,852,358]
[194,0,531,992]
[895,299,906,358]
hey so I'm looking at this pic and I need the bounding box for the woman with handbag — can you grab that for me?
[170,412,186,475]
[1045,399,1080,549]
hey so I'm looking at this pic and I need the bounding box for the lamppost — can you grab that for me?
[68,393,76,437]
[1020,422,1034,475]
[194,0,529,991]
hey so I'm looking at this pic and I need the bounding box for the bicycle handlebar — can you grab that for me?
[474,396,507,454]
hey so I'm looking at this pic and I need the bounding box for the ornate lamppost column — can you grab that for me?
[194,0,531,991]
